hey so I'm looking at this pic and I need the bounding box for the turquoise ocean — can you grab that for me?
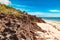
[41,17,60,21]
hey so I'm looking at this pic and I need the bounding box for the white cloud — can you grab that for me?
[13,4,27,7]
[15,8,30,12]
[0,0,11,5]
[28,12,47,17]
[28,12,44,15]
[28,12,60,17]
[49,10,60,12]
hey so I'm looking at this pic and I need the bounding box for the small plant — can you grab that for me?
[0,9,5,13]
[15,14,23,17]
[8,11,12,14]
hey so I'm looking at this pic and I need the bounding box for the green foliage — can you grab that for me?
[15,14,23,17]
[6,5,14,9]
[0,9,4,12]
[8,11,12,14]
[1,4,13,9]
[0,4,25,16]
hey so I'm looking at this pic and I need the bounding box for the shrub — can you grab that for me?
[8,11,12,14]
[15,14,23,17]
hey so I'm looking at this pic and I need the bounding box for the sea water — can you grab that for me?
[41,17,60,21]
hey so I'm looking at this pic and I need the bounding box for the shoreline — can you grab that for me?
[43,19,60,23]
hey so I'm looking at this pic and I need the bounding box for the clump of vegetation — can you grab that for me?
[15,14,23,17]
[0,4,20,14]
[0,9,4,12]
[8,11,12,14]
[0,4,28,17]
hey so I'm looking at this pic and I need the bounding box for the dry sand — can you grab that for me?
[36,20,60,40]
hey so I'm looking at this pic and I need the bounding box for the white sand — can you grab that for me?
[36,20,60,40]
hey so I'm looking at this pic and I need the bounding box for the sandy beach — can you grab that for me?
[45,20,60,24]
[36,20,60,40]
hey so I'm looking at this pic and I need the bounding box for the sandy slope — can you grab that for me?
[36,20,60,40]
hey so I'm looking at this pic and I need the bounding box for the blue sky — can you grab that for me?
[0,0,60,17]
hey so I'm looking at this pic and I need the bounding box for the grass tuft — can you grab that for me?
[15,14,23,17]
